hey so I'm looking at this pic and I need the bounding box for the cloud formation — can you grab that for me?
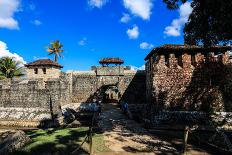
[123,0,153,20]
[0,41,26,64]
[127,25,139,39]
[32,20,42,26]
[78,38,87,46]
[140,42,154,49]
[120,13,131,23]
[88,0,109,8]
[0,0,20,30]
[164,2,192,37]
[130,65,145,71]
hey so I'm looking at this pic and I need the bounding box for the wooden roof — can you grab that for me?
[25,59,63,68]
[99,58,124,65]
[145,44,231,61]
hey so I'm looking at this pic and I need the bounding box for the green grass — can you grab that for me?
[13,127,110,155]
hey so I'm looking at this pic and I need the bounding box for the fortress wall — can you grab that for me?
[0,78,70,126]
[147,51,232,112]
[71,72,97,103]
[69,68,146,104]
[0,79,49,109]
[120,71,146,104]
[26,66,61,80]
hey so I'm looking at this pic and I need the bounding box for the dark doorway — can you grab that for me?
[102,85,119,103]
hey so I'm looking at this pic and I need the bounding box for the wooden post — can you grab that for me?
[183,126,189,154]
[89,128,93,155]
[89,112,95,155]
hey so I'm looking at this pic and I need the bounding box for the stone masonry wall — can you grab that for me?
[71,71,97,103]
[0,65,146,127]
[26,66,61,80]
[146,51,232,112]
[70,67,146,104]
[0,77,70,126]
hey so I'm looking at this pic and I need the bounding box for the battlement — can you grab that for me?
[145,44,232,112]
[153,51,230,69]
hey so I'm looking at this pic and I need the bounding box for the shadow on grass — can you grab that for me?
[11,129,90,155]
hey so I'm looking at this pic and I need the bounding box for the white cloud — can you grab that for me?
[0,41,26,64]
[0,0,20,30]
[31,20,42,26]
[127,25,139,39]
[164,2,192,37]
[33,56,48,60]
[123,0,153,20]
[140,42,154,49]
[88,0,109,8]
[130,65,145,71]
[78,38,87,46]
[120,13,131,23]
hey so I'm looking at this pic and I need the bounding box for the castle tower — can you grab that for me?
[145,44,231,111]
[25,59,63,81]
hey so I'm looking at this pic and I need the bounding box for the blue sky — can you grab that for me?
[0,0,192,71]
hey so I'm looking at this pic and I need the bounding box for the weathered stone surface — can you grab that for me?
[146,50,232,113]
[0,76,70,127]
[0,130,31,155]
[0,65,146,127]
[70,67,146,105]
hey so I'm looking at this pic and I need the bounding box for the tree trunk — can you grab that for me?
[54,54,58,62]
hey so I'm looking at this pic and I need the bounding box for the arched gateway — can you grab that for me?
[69,57,146,104]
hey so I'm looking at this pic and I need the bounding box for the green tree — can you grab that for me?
[0,57,25,80]
[47,40,64,62]
[163,0,232,46]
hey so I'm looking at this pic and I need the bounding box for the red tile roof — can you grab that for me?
[25,59,63,68]
[99,58,124,65]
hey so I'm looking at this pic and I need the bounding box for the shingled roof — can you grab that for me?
[99,58,124,65]
[145,44,232,61]
[25,59,63,68]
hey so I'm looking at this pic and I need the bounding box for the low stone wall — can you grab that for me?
[149,111,232,130]
[0,107,51,127]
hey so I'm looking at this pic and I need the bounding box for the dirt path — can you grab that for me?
[97,103,221,155]
[98,103,179,154]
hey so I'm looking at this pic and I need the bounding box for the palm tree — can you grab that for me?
[0,57,25,80]
[47,40,64,62]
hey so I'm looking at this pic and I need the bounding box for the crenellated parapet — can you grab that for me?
[145,44,232,112]
[151,51,230,70]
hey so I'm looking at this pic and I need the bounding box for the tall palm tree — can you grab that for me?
[47,40,64,62]
[0,57,25,80]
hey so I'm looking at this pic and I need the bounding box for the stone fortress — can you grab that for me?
[0,57,146,127]
[0,44,232,127]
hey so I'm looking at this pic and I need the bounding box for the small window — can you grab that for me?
[34,68,38,74]
[42,68,46,74]
[191,54,196,66]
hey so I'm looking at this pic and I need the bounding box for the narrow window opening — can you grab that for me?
[165,55,169,65]
[191,54,196,66]
[34,68,38,74]
[177,54,183,67]
[42,68,46,74]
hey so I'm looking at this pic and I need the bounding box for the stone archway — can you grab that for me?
[102,85,119,103]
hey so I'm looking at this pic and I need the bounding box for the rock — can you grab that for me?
[0,130,31,155]
[67,120,81,128]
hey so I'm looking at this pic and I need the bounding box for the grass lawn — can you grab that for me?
[13,127,110,155]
